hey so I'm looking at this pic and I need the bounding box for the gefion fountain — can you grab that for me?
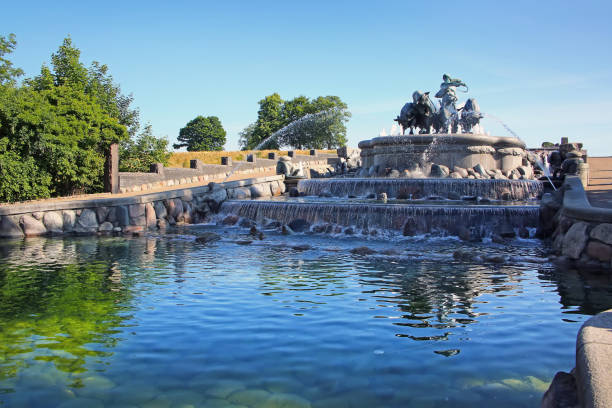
[220,75,543,239]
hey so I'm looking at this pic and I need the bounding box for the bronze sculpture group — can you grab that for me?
[395,74,483,135]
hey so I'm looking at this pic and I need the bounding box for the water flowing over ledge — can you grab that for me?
[220,200,540,236]
[297,178,543,201]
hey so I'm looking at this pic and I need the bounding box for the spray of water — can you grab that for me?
[482,113,557,191]
[223,108,347,181]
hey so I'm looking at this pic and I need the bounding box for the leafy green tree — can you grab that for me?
[241,93,285,150]
[0,34,23,86]
[239,93,350,150]
[120,124,171,172]
[173,115,226,151]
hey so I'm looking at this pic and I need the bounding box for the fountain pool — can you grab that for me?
[0,230,611,408]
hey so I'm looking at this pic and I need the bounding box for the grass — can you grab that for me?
[168,150,335,168]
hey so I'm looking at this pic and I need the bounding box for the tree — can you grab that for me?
[239,93,351,150]
[0,34,23,86]
[0,35,129,201]
[120,124,171,172]
[173,115,226,151]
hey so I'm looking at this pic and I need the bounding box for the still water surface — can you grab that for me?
[0,226,611,408]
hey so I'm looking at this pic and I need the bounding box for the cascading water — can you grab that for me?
[219,200,539,237]
[297,178,543,201]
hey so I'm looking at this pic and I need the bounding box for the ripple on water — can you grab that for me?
[0,231,610,408]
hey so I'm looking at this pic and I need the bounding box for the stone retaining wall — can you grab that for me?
[0,176,285,238]
[541,176,612,271]
[119,156,337,193]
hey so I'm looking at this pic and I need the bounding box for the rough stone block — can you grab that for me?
[43,211,63,234]
[62,211,76,232]
[96,207,110,223]
[75,209,99,233]
[590,224,612,245]
[154,201,167,219]
[586,240,612,262]
[0,215,24,238]
[270,181,282,196]
[32,212,43,220]
[453,166,468,178]
[145,203,157,228]
[562,222,589,259]
[129,204,145,218]
[115,206,130,227]
[250,184,272,198]
[99,222,114,233]
[231,187,251,200]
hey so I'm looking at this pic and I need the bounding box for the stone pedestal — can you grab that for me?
[104,143,119,194]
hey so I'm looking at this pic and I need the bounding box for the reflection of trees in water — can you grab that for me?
[355,259,524,331]
[0,236,167,389]
[537,266,612,316]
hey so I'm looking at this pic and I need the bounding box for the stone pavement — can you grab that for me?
[587,157,612,209]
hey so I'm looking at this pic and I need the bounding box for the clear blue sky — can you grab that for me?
[4,0,612,154]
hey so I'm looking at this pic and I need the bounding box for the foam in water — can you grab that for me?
[297,178,543,201]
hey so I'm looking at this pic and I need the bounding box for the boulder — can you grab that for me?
[289,187,300,197]
[250,184,271,198]
[154,201,168,219]
[562,222,589,259]
[473,164,488,177]
[96,207,110,223]
[75,209,99,233]
[222,215,239,225]
[517,166,533,179]
[343,227,355,235]
[590,223,612,245]
[403,218,417,236]
[165,199,183,219]
[586,240,612,262]
[350,246,377,255]
[43,211,63,234]
[232,187,251,200]
[430,164,450,178]
[541,371,578,408]
[264,221,282,229]
[31,212,43,220]
[288,219,310,232]
[145,203,157,228]
[98,222,114,233]
[449,172,462,179]
[115,206,130,227]
[205,187,228,211]
[270,181,282,196]
[453,166,469,178]
[62,210,77,232]
[195,232,221,244]
[19,215,46,236]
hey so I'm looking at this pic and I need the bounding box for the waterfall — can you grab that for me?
[219,200,539,236]
[297,178,543,201]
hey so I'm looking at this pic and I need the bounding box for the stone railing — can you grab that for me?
[119,154,338,193]
[0,175,285,238]
[543,176,612,270]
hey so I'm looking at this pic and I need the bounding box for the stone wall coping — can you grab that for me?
[0,175,284,216]
[561,176,612,223]
[358,134,526,149]
[575,309,612,408]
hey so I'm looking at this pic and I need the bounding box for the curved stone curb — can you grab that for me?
[576,309,612,408]
[562,176,612,223]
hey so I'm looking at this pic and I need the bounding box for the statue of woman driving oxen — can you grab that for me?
[395,74,483,135]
